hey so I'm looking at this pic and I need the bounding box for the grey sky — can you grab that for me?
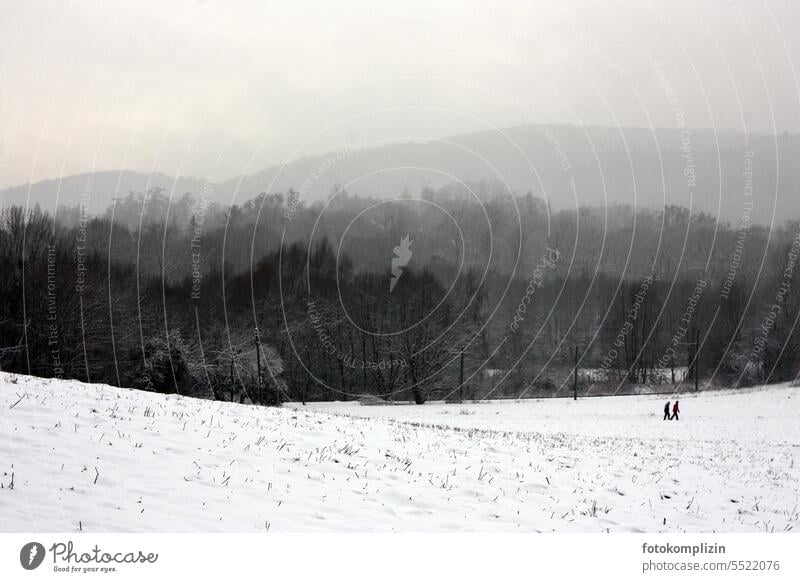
[1,0,798,188]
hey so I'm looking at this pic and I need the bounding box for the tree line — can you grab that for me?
[1,182,798,404]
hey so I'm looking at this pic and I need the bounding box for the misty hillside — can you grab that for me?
[3,125,799,225]
[0,171,209,216]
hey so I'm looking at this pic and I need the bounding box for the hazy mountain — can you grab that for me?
[0,171,209,216]
[3,125,798,224]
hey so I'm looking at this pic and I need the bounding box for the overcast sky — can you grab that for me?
[1,0,798,187]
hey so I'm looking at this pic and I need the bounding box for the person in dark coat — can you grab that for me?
[663,401,671,420]
[670,400,680,420]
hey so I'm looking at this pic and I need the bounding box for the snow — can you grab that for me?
[1,372,798,532]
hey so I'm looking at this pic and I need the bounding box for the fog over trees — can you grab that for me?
[5,126,800,226]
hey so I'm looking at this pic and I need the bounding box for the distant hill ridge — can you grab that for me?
[2,124,798,224]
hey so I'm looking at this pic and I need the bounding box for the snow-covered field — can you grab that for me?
[1,372,798,532]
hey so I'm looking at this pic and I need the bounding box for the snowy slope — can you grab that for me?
[301,386,800,444]
[1,372,798,532]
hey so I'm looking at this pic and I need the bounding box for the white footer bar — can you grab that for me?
[1,533,796,581]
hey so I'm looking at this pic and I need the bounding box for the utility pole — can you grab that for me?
[693,328,700,392]
[573,344,579,401]
[678,331,700,393]
[670,354,676,384]
[254,328,262,404]
[459,348,465,403]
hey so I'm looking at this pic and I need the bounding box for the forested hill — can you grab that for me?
[1,185,798,403]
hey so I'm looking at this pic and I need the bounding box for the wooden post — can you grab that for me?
[573,344,579,401]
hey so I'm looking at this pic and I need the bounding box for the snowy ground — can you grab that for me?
[1,372,798,532]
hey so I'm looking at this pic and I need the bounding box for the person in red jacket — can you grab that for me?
[670,400,680,420]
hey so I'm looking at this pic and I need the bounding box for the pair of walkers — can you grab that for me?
[663,400,680,420]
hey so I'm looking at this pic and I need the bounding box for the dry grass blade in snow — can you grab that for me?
[1,372,798,532]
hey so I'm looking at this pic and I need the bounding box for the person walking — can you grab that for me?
[670,400,680,420]
[663,401,671,420]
